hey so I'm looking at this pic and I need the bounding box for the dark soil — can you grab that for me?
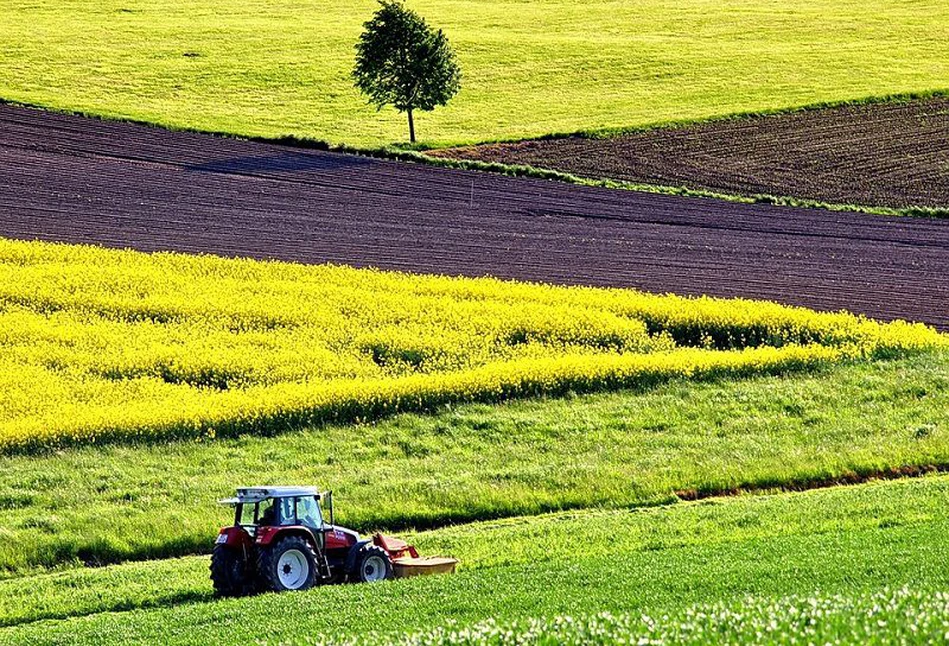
[436,98,949,209]
[1,105,948,329]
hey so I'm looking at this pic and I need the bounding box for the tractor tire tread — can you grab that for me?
[350,543,393,583]
[257,535,320,592]
[210,544,255,597]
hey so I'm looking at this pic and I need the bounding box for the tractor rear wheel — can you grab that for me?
[258,536,319,592]
[351,544,393,583]
[210,545,255,597]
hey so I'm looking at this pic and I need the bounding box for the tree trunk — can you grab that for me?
[407,107,416,143]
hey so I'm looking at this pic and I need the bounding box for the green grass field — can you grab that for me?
[2,0,948,147]
[310,587,949,646]
[2,349,946,576]
[2,474,948,643]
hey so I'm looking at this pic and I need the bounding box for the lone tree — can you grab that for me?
[353,0,461,143]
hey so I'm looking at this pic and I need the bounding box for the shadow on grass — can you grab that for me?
[0,589,214,630]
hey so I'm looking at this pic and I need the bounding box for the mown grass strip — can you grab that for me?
[1,350,946,576]
[2,474,948,642]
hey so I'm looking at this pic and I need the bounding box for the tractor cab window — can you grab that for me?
[258,499,277,526]
[277,497,296,525]
[295,496,323,528]
[237,503,256,526]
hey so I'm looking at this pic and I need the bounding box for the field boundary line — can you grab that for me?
[428,88,949,145]
[674,462,949,501]
[3,92,948,218]
[404,152,949,219]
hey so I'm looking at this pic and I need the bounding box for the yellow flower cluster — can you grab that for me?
[0,239,943,453]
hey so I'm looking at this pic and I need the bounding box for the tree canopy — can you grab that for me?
[353,1,461,143]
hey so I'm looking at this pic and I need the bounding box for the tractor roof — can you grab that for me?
[218,486,321,505]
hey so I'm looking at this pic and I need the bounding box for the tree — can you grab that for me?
[353,0,461,143]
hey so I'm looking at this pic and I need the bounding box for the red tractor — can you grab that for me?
[210,486,454,595]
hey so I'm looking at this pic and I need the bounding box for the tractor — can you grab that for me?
[210,486,455,595]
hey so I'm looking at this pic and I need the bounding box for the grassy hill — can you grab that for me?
[1,0,947,147]
[3,474,949,643]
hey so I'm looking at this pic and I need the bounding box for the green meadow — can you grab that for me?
[2,474,948,643]
[1,0,947,146]
[2,350,947,576]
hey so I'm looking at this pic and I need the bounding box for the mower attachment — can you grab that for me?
[374,533,458,578]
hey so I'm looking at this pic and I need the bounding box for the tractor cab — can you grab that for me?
[218,486,362,553]
[224,486,330,536]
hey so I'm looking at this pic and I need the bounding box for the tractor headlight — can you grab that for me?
[215,533,228,544]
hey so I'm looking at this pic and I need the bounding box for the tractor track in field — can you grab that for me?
[1,105,948,329]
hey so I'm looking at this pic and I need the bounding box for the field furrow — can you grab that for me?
[438,97,949,210]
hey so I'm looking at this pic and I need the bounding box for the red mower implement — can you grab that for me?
[210,486,457,596]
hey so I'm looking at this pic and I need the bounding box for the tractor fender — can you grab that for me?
[256,525,318,548]
[344,539,375,574]
[216,525,253,549]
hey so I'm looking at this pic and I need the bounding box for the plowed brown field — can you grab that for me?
[1,105,947,329]
[436,98,949,210]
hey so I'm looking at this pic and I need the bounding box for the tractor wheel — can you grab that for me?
[210,545,255,597]
[351,544,393,583]
[258,536,319,592]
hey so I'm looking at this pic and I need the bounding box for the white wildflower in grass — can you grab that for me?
[299,586,949,646]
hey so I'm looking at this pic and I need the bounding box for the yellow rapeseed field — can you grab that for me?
[0,239,943,453]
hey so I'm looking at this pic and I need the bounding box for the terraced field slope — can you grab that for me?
[2,106,949,330]
[1,0,947,146]
[436,97,949,210]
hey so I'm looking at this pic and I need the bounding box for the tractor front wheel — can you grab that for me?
[210,545,255,597]
[351,544,393,583]
[258,536,319,592]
